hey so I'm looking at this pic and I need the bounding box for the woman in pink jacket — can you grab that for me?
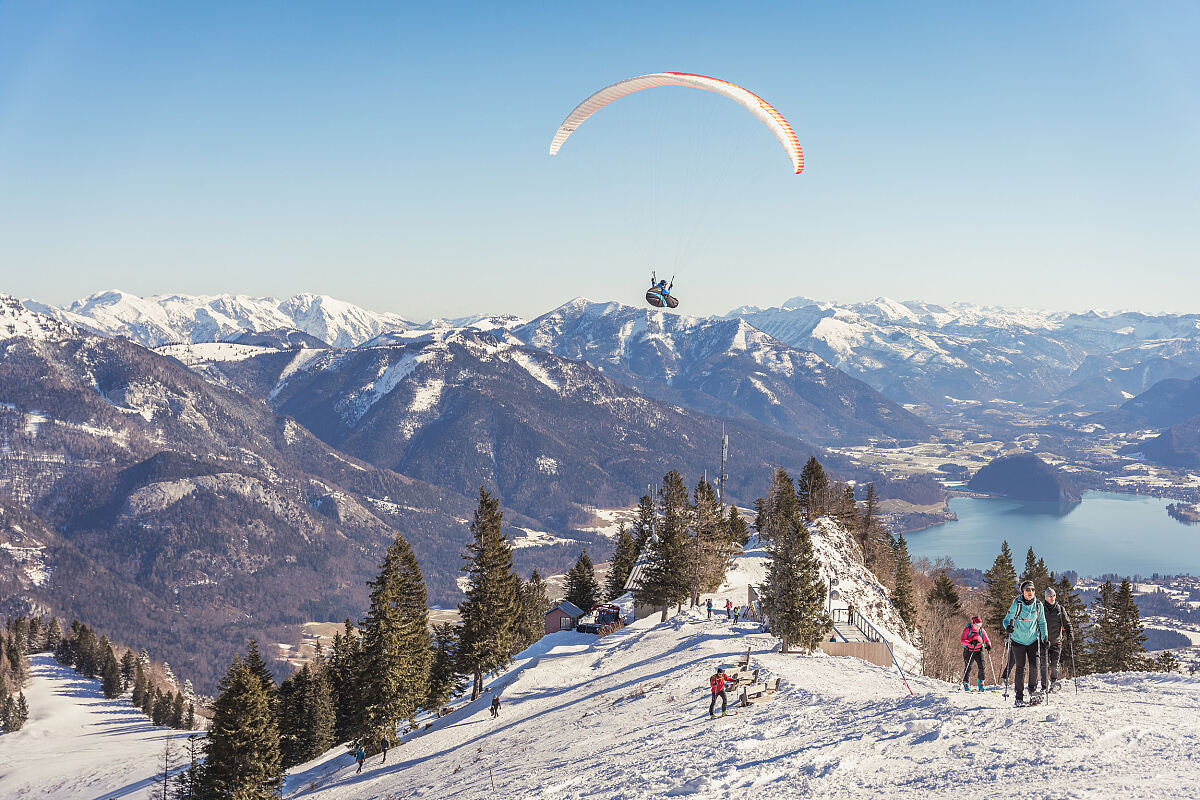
[960,616,992,691]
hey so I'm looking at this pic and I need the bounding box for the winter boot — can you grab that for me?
[963,681,970,692]
[978,679,985,691]
[1014,697,1027,708]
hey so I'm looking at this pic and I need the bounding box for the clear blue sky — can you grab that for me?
[1,1,1197,320]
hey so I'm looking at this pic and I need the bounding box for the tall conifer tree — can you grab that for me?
[796,457,829,522]
[761,468,832,652]
[564,549,600,613]
[458,488,521,700]
[982,541,1019,634]
[605,526,638,601]
[892,534,918,632]
[517,571,552,650]
[197,655,283,800]
[633,471,690,621]
[358,532,431,746]
[426,623,467,714]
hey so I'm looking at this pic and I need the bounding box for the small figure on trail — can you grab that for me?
[706,598,713,619]
[709,666,737,718]
[960,616,991,691]
[1040,586,1072,694]
[490,694,501,719]
[725,599,733,620]
[379,735,389,764]
[354,745,366,774]
[1003,580,1048,707]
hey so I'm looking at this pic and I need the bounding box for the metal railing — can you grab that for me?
[829,607,914,695]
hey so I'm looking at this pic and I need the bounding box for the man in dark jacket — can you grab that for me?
[1040,586,1072,693]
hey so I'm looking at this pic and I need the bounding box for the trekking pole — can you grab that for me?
[960,651,973,688]
[987,646,999,690]
[1002,637,1011,701]
[1069,634,1079,695]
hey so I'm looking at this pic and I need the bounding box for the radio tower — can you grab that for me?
[718,424,729,507]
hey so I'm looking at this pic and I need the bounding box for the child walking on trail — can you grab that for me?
[960,616,992,691]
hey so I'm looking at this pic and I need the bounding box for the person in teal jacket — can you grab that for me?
[1003,580,1048,707]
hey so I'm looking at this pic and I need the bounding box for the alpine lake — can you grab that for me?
[905,491,1200,578]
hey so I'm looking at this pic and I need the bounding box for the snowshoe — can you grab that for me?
[1027,692,1045,706]
[1014,697,1027,708]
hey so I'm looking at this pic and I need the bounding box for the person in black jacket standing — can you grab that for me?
[1040,586,1072,693]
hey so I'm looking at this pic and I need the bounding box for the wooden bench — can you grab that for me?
[740,677,782,706]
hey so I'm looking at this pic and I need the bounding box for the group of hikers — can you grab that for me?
[960,580,1073,707]
[705,597,762,622]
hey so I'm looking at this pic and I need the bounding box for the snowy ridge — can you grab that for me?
[25,290,413,348]
[0,294,81,341]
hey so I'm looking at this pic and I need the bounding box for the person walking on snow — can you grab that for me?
[490,694,501,719]
[706,598,713,619]
[960,616,992,691]
[1003,580,1048,707]
[379,734,389,763]
[354,745,366,773]
[725,599,732,620]
[709,666,737,717]
[1040,586,1073,693]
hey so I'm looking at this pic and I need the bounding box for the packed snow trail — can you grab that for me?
[285,610,1200,800]
[0,653,195,799]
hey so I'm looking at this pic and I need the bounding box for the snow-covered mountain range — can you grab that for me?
[732,297,1200,410]
[24,290,414,348]
[29,290,1200,416]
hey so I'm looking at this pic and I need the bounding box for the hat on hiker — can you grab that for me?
[1020,580,1035,593]
[970,616,982,624]
[1044,587,1057,598]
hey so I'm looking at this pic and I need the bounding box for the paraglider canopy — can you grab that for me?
[550,72,804,174]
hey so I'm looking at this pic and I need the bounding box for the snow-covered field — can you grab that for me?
[0,654,195,800]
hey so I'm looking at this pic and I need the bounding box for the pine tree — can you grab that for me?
[120,649,137,690]
[152,689,168,726]
[45,617,62,652]
[132,662,148,710]
[632,493,656,556]
[328,621,363,743]
[458,488,521,700]
[892,534,918,632]
[761,468,832,652]
[244,639,278,715]
[517,570,552,650]
[927,569,963,615]
[102,648,123,699]
[727,505,750,546]
[982,541,1019,635]
[1109,578,1149,672]
[185,703,196,732]
[302,665,335,760]
[796,456,829,522]
[1088,580,1118,673]
[1020,547,1054,595]
[687,477,735,605]
[426,623,467,714]
[564,549,600,613]
[835,484,859,532]
[1056,574,1089,676]
[196,655,283,800]
[1154,650,1181,673]
[171,690,185,729]
[357,532,431,746]
[633,471,691,622]
[605,526,637,601]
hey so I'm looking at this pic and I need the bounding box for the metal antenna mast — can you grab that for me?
[718,424,729,507]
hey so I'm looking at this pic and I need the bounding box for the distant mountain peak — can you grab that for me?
[2,295,81,341]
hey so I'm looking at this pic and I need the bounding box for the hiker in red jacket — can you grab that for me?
[959,615,992,691]
[709,666,737,717]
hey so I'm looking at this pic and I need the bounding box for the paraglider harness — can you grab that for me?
[646,272,678,309]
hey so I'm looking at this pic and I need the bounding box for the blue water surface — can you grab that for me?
[905,491,1200,578]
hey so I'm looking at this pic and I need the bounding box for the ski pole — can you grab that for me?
[987,646,999,689]
[960,650,973,687]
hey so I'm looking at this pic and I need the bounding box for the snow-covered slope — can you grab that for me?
[287,607,1200,799]
[25,290,412,347]
[0,654,195,800]
[0,294,80,341]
